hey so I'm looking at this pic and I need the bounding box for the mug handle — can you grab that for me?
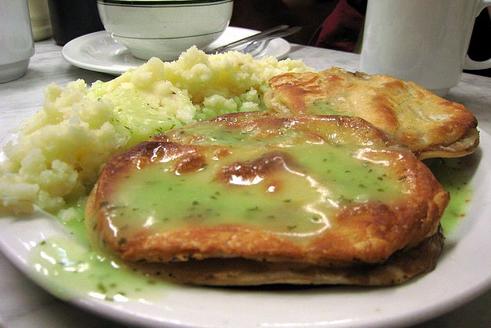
[463,0,491,70]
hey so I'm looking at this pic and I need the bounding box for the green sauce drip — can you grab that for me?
[308,100,342,115]
[29,201,170,302]
[427,156,476,234]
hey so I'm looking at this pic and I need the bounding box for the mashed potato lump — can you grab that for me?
[0,47,310,214]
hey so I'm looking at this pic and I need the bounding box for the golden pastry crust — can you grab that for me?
[87,113,448,275]
[133,229,445,286]
[264,68,479,159]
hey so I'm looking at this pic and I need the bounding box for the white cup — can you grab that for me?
[0,0,34,83]
[360,0,491,96]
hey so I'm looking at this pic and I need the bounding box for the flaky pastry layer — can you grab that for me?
[265,68,479,159]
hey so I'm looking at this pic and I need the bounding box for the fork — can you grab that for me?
[207,25,302,55]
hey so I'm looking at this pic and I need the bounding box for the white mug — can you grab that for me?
[0,0,34,83]
[360,0,491,96]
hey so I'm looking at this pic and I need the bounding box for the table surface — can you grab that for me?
[1,39,491,328]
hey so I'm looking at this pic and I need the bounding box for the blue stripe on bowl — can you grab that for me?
[112,30,223,40]
[98,0,232,7]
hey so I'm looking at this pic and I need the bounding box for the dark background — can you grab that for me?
[49,0,491,77]
[230,0,491,77]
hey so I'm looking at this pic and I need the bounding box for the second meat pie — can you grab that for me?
[265,68,479,159]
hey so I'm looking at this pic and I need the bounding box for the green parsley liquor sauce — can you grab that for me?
[105,144,404,241]
[427,156,476,234]
[29,202,170,302]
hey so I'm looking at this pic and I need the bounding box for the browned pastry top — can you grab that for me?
[87,113,448,272]
[265,67,479,159]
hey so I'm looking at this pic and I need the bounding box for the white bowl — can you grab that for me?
[97,0,233,60]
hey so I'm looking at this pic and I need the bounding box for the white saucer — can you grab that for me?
[62,27,291,75]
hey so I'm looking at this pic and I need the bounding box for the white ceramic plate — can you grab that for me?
[1,129,491,327]
[62,27,291,75]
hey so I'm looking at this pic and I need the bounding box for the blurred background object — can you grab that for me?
[28,0,52,41]
[47,0,103,46]
[0,0,34,83]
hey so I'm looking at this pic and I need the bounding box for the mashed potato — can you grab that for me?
[0,47,310,214]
